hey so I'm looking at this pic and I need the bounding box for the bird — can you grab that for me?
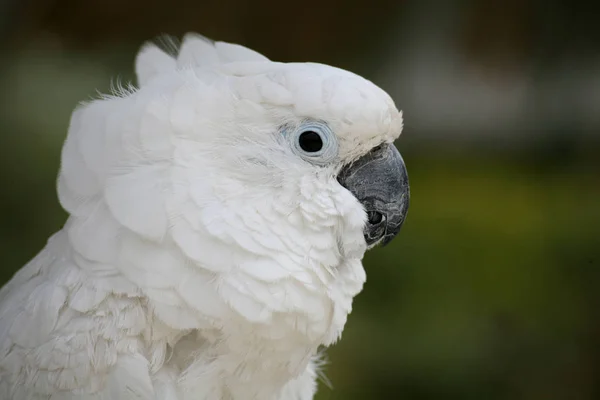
[0,33,409,400]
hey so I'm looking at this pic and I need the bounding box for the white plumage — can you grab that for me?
[0,33,404,400]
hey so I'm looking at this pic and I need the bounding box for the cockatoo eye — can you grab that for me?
[286,120,338,165]
[298,131,323,152]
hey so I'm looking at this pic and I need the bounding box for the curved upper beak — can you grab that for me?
[337,143,409,247]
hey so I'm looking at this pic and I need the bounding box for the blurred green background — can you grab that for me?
[1,0,599,399]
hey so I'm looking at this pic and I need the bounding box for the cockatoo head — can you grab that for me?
[58,34,409,346]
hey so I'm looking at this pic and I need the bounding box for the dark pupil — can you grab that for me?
[298,131,323,152]
[367,211,384,225]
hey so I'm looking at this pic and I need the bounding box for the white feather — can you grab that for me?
[0,31,403,400]
[214,41,270,63]
[177,33,221,68]
[135,43,177,87]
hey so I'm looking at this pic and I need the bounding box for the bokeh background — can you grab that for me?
[1,1,599,398]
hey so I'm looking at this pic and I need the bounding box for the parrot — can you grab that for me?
[0,33,409,400]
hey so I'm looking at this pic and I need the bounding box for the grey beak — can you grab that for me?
[337,143,409,247]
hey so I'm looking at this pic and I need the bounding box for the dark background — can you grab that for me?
[1,1,599,399]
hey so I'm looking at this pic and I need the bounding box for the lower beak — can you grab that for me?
[337,143,409,247]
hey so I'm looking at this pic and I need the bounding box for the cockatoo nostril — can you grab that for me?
[367,211,384,225]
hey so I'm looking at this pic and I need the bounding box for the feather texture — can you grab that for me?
[0,33,403,399]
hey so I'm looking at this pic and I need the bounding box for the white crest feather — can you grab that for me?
[135,33,271,87]
[135,43,177,87]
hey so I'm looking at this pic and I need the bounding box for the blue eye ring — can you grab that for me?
[285,120,339,166]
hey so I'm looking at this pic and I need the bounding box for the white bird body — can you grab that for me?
[0,34,406,400]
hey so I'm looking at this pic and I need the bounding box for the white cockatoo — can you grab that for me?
[0,34,409,400]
